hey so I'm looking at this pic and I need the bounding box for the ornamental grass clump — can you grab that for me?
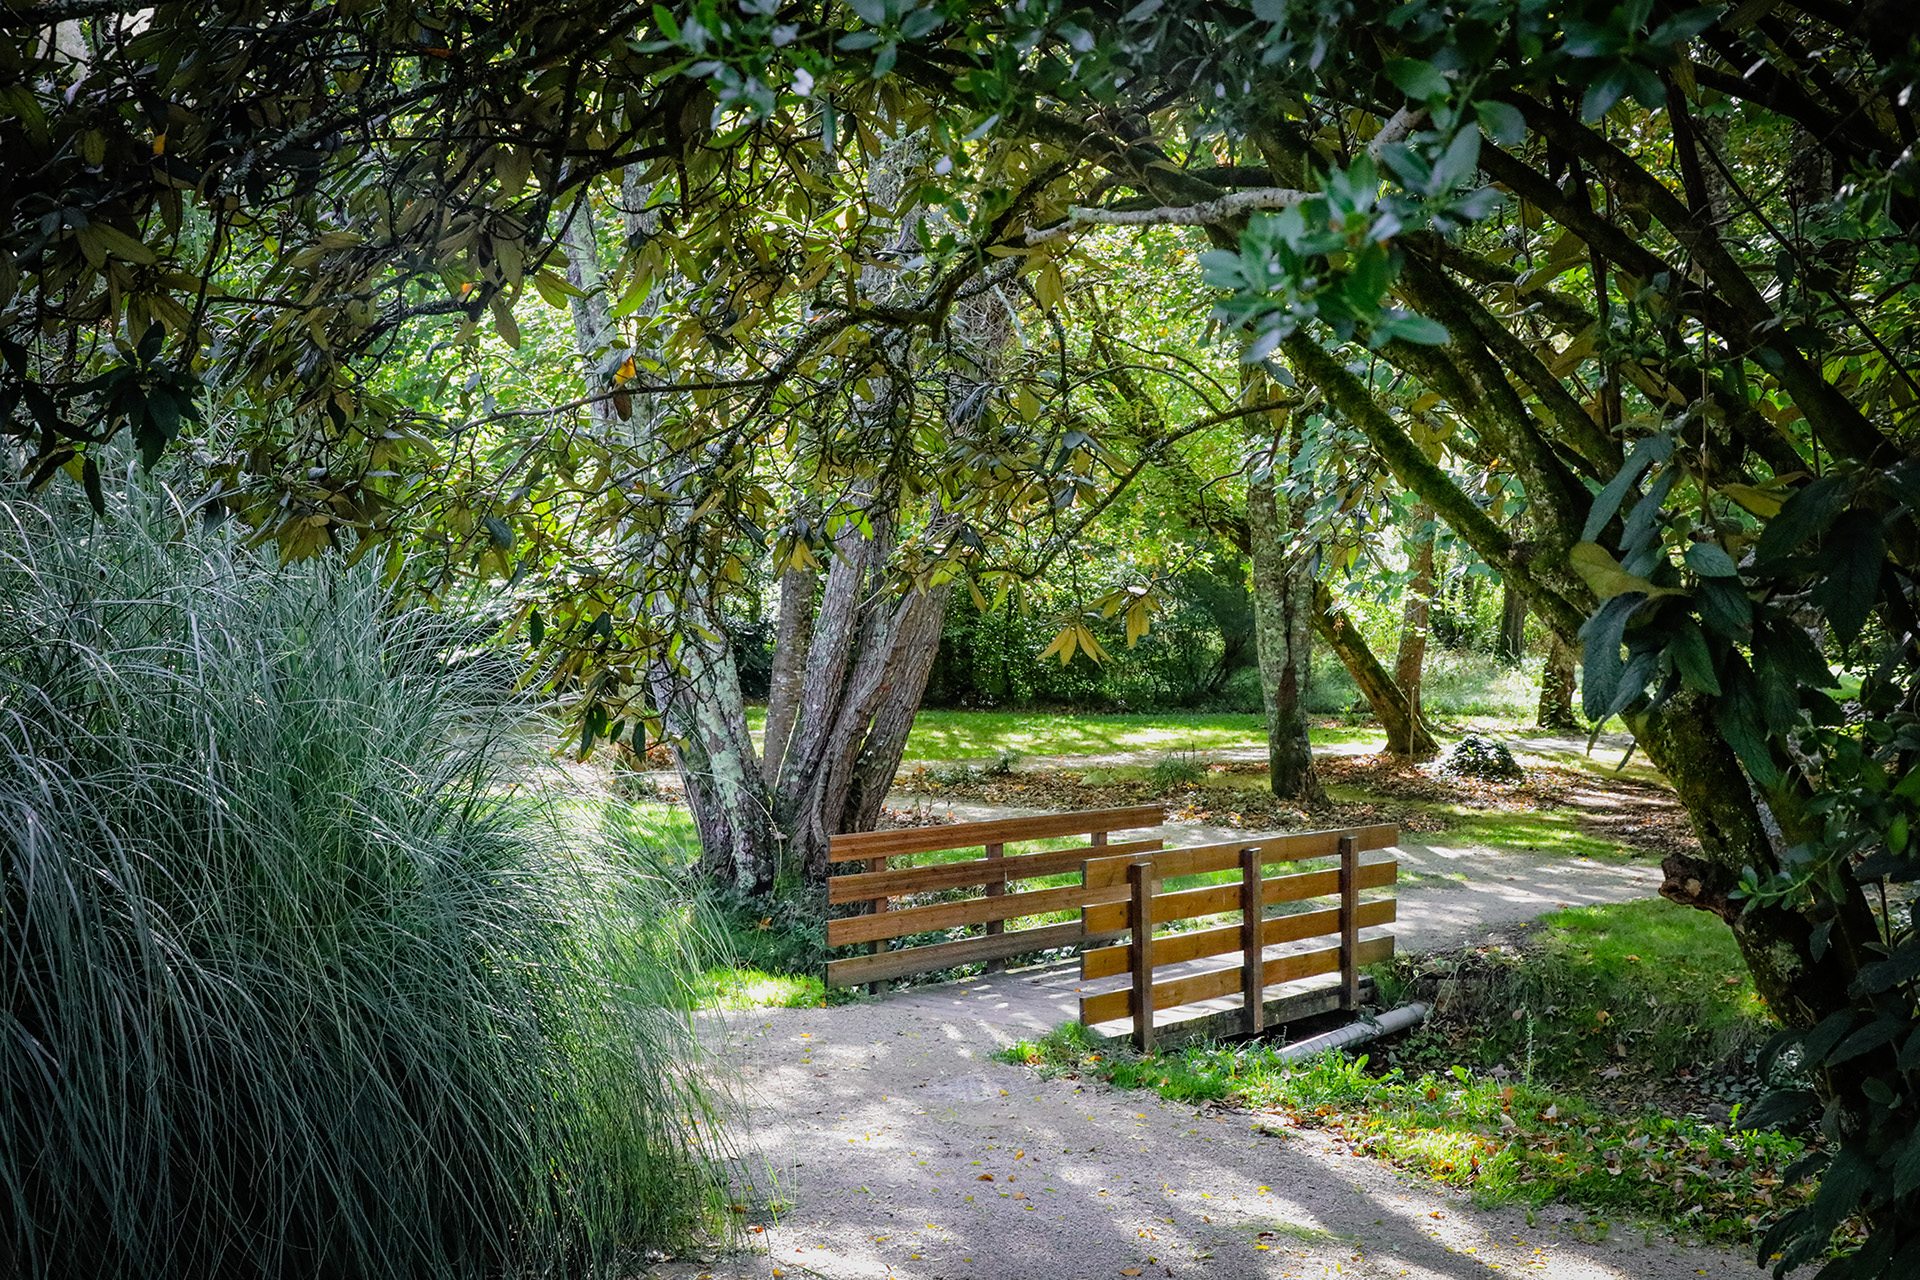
[0,493,729,1279]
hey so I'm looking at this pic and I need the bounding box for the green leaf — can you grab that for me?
[1377,311,1450,346]
[1650,7,1722,46]
[1569,541,1678,599]
[1580,433,1670,542]
[1855,943,1920,996]
[1669,621,1720,695]
[81,456,104,514]
[1737,1087,1819,1132]
[1581,67,1631,121]
[1683,541,1738,577]
[1695,577,1751,640]
[1826,1016,1904,1067]
[1755,473,1849,564]
[1475,100,1527,146]
[1894,1131,1920,1198]
[1430,125,1482,190]
[1810,509,1884,644]
[1579,593,1642,720]
[1383,57,1449,100]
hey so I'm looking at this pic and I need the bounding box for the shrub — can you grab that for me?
[0,494,727,1280]
[1437,732,1524,781]
[1147,748,1209,790]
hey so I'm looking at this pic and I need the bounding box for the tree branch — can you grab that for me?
[1025,187,1311,244]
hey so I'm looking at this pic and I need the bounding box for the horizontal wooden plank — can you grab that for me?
[828,879,1133,948]
[1082,897,1398,980]
[1081,932,1396,1025]
[828,806,1165,862]
[825,921,1091,987]
[827,838,1162,905]
[1084,857,1397,933]
[1082,977,1377,1048]
[1083,824,1400,887]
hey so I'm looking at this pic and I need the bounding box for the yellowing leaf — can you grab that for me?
[1038,626,1078,666]
[1719,483,1785,518]
[1568,541,1679,600]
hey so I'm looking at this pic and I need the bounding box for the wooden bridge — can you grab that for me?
[825,807,1400,1048]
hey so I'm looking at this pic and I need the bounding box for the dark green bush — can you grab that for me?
[0,495,727,1279]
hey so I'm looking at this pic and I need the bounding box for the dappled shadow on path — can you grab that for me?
[656,996,1758,1280]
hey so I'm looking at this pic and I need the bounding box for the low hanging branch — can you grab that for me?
[1022,107,1421,246]
[1024,187,1312,244]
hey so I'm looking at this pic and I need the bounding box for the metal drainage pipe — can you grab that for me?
[1273,1001,1431,1062]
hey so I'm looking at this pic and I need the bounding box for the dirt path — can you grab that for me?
[658,991,1757,1280]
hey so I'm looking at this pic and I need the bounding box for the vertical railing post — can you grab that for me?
[1239,845,1265,1037]
[1127,859,1155,1053]
[983,842,1006,971]
[1338,833,1360,1010]
[868,853,890,997]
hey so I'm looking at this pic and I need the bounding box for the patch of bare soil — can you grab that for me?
[891,760,1451,837]
[894,754,1699,858]
[1319,755,1699,857]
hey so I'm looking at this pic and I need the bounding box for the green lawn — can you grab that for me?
[743,706,1395,761]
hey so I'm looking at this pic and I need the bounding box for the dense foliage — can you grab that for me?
[0,491,725,1278]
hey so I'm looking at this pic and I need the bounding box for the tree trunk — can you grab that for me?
[558,157,981,896]
[1247,444,1324,805]
[1497,579,1527,663]
[761,563,817,785]
[843,578,954,832]
[1314,582,1438,760]
[1536,636,1580,732]
[1392,505,1436,754]
[564,190,777,890]
[648,631,779,893]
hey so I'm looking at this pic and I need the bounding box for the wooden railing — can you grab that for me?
[1079,824,1400,1050]
[824,806,1166,992]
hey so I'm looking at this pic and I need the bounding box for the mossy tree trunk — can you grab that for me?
[1392,505,1437,756]
[1246,383,1324,805]
[1315,583,1438,760]
[1536,636,1580,732]
[562,189,958,895]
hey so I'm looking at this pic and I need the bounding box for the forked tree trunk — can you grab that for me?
[561,152,993,895]
[1313,583,1438,760]
[1391,505,1436,756]
[1246,425,1324,805]
[1536,635,1580,732]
